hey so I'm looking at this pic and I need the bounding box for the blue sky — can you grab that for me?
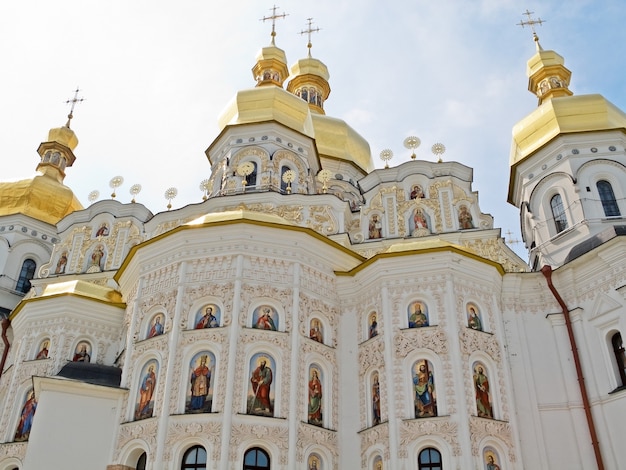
[1,1,624,261]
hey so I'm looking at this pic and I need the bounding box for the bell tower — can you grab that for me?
[508,18,626,269]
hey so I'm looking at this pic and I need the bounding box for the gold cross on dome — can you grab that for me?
[260,5,288,45]
[300,18,321,57]
[517,9,545,38]
[64,87,84,128]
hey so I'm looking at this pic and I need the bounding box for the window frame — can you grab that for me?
[597,179,621,217]
[243,447,270,470]
[15,258,36,294]
[550,193,568,234]
[418,447,442,470]
[181,445,207,470]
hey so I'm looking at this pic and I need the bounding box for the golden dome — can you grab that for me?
[0,123,83,225]
[47,125,78,150]
[217,86,315,137]
[287,57,331,115]
[510,94,626,167]
[251,44,289,88]
[0,173,83,225]
[311,114,374,173]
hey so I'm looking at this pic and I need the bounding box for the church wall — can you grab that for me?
[112,223,347,469]
[337,251,520,469]
[504,239,626,469]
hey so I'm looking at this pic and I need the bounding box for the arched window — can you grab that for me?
[243,447,270,470]
[597,180,621,217]
[611,332,626,388]
[16,259,36,294]
[136,452,147,470]
[550,194,568,233]
[181,445,207,470]
[418,447,442,470]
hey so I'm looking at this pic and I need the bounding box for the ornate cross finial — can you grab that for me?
[517,9,545,43]
[300,18,321,57]
[64,87,84,128]
[260,5,288,46]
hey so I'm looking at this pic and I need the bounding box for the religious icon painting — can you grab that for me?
[146,313,165,339]
[368,311,379,339]
[473,361,494,419]
[467,303,483,331]
[194,304,221,329]
[308,453,322,470]
[95,222,110,237]
[483,447,502,470]
[54,250,68,274]
[35,338,50,360]
[14,388,37,442]
[373,455,383,470]
[371,372,382,426]
[186,351,215,414]
[247,352,276,417]
[307,365,323,426]
[309,318,324,343]
[72,341,92,363]
[412,359,437,418]
[410,207,431,236]
[251,305,279,331]
[135,359,159,420]
[407,301,429,328]
[85,243,106,273]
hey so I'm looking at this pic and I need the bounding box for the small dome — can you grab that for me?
[47,125,78,150]
[311,114,374,173]
[0,173,83,225]
[251,44,289,88]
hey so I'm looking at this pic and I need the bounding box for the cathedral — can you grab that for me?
[0,13,625,470]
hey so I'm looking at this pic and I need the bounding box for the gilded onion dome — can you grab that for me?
[0,123,83,224]
[251,44,289,88]
[509,35,626,190]
[287,56,331,115]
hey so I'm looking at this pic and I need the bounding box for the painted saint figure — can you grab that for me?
[413,208,429,231]
[372,373,381,425]
[408,302,429,328]
[474,364,493,418]
[309,319,323,343]
[136,363,157,419]
[468,306,483,331]
[458,205,474,229]
[89,244,105,271]
[413,361,437,418]
[368,214,382,239]
[410,184,425,199]
[195,306,218,329]
[55,251,68,274]
[189,355,212,412]
[308,455,321,470]
[14,389,37,442]
[485,454,501,470]
[72,343,91,362]
[36,340,49,360]
[254,306,277,331]
[95,222,109,237]
[308,368,323,426]
[148,315,164,338]
[249,356,273,415]
[368,312,379,339]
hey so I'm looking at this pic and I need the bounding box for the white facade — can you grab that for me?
[0,34,625,470]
